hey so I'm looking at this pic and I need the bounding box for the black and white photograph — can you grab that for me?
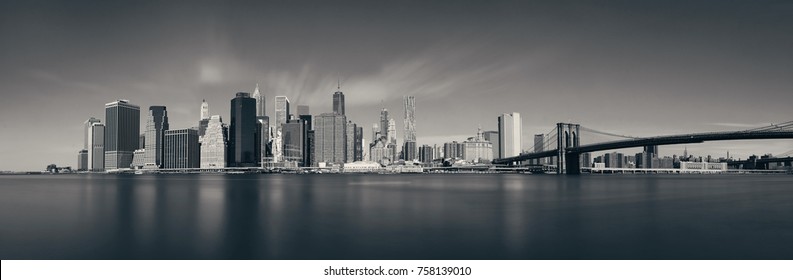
[1,0,792,279]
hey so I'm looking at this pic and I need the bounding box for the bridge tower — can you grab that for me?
[556,123,580,174]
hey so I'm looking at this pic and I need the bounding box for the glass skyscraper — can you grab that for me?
[229,92,257,167]
[144,106,168,169]
[104,100,140,170]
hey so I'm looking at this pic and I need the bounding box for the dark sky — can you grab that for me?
[1,0,792,170]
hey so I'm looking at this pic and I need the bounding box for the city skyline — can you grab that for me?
[1,0,793,170]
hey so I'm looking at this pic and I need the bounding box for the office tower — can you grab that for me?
[164,128,200,169]
[418,145,433,163]
[464,127,493,163]
[333,86,345,115]
[274,96,290,131]
[533,134,544,164]
[88,123,105,171]
[252,84,266,117]
[403,141,417,161]
[388,118,396,145]
[256,116,269,165]
[297,105,309,116]
[306,130,316,166]
[104,100,140,170]
[201,115,227,168]
[355,126,363,162]
[345,121,357,162]
[403,96,416,142]
[314,113,346,164]
[497,112,522,158]
[371,123,379,142]
[370,137,394,166]
[299,115,313,166]
[282,119,305,165]
[379,108,389,142]
[198,99,210,140]
[77,150,88,171]
[143,106,169,169]
[229,92,257,167]
[482,130,499,160]
[83,117,101,150]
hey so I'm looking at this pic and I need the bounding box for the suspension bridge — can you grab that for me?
[492,121,793,174]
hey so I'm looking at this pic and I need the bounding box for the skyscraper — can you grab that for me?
[274,96,290,131]
[371,123,379,142]
[164,128,200,169]
[482,130,499,160]
[144,106,169,169]
[77,150,88,171]
[299,114,313,167]
[314,113,346,164]
[497,112,522,158]
[198,99,210,140]
[200,115,227,169]
[387,118,397,145]
[346,121,357,163]
[403,96,416,142]
[83,117,100,150]
[88,122,105,171]
[229,92,257,167]
[355,126,363,162]
[533,134,544,165]
[379,108,390,143]
[253,83,265,117]
[333,86,345,115]
[104,100,140,170]
[282,119,305,165]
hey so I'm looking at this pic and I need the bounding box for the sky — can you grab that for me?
[1,0,791,171]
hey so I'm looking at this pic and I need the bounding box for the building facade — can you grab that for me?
[314,113,347,164]
[282,119,305,165]
[274,96,290,131]
[333,89,345,115]
[144,106,169,169]
[88,123,105,171]
[164,129,200,169]
[497,112,522,158]
[403,96,416,142]
[229,92,257,167]
[104,100,140,170]
[200,115,227,169]
[464,128,493,163]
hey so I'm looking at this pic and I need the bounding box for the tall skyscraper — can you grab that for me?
[387,118,397,145]
[83,117,100,150]
[299,114,313,167]
[346,121,357,163]
[533,133,545,165]
[379,108,390,143]
[200,115,227,168]
[256,116,269,165]
[198,99,210,140]
[144,106,169,169]
[164,128,200,169]
[333,86,345,115]
[497,112,522,158]
[229,92,257,167]
[88,122,105,171]
[314,113,346,164]
[355,126,363,162]
[253,83,266,117]
[403,96,416,142]
[274,96,290,131]
[371,123,379,142]
[282,119,305,165]
[104,100,140,170]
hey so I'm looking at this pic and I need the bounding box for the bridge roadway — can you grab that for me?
[493,130,793,174]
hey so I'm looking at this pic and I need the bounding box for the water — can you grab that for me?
[0,174,792,259]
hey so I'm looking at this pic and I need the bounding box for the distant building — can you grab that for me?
[403,96,416,142]
[679,161,727,171]
[533,134,544,165]
[198,99,210,140]
[282,119,305,165]
[355,126,364,162]
[132,149,145,169]
[299,114,313,166]
[229,92,257,167]
[83,117,101,150]
[104,100,140,170]
[346,121,357,163]
[139,133,145,149]
[403,141,417,161]
[333,88,345,115]
[387,118,397,145]
[314,113,347,164]
[443,141,465,159]
[88,122,105,171]
[370,137,394,166]
[482,131,499,160]
[144,106,169,169]
[379,108,390,144]
[497,112,522,158]
[274,96,290,131]
[342,161,382,173]
[418,145,434,163]
[77,150,88,171]
[463,127,493,163]
[252,84,266,117]
[164,128,200,169]
[200,115,227,169]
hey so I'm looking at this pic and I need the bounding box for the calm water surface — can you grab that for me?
[1,174,792,259]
